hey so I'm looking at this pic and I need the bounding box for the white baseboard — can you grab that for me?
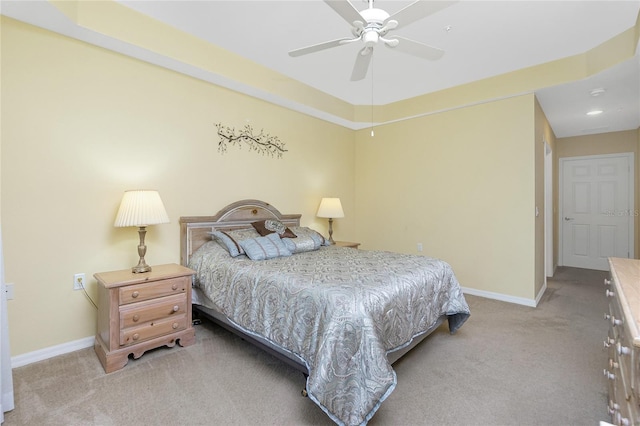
[461,287,538,307]
[535,281,548,306]
[11,336,94,368]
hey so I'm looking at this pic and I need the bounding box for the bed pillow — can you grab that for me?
[238,233,292,261]
[251,219,297,238]
[282,235,318,254]
[289,226,330,247]
[210,228,261,257]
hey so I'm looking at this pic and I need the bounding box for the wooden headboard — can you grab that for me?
[179,199,301,266]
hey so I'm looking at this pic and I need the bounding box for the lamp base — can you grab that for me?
[327,218,335,245]
[132,226,152,273]
[132,262,151,274]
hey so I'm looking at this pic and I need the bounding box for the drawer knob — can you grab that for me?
[172,322,179,329]
[132,291,139,299]
[604,314,622,326]
[172,284,178,291]
[603,369,615,380]
[172,305,179,313]
[609,358,619,369]
[605,289,615,297]
[617,343,631,356]
[132,333,140,341]
[132,314,140,322]
[604,337,615,348]
[604,278,611,286]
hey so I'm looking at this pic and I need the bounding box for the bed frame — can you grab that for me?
[180,199,444,377]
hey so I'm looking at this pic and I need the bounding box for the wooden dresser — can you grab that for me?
[94,263,196,373]
[604,257,640,425]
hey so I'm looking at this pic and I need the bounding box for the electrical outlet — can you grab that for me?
[5,283,14,300]
[417,243,423,252]
[74,273,85,291]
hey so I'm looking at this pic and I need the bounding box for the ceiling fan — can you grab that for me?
[288,0,457,81]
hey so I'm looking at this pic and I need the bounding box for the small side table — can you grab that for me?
[334,241,361,249]
[94,263,196,373]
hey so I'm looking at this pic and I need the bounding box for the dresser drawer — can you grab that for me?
[120,314,188,346]
[119,276,189,305]
[119,294,187,329]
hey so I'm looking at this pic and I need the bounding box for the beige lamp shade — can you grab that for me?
[316,198,344,219]
[114,190,170,227]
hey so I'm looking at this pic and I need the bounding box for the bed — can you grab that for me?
[180,199,470,426]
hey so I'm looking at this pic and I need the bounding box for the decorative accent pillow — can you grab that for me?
[238,233,292,261]
[251,219,297,238]
[210,228,261,257]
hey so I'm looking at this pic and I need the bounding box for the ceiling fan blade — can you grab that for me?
[324,0,364,26]
[386,36,444,60]
[350,47,373,81]
[387,0,457,30]
[288,37,354,57]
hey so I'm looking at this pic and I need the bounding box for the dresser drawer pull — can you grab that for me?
[604,314,622,326]
[172,322,179,329]
[609,358,619,369]
[132,314,140,322]
[617,343,631,356]
[132,291,139,299]
[615,412,630,426]
[605,289,615,297]
[132,333,140,341]
[172,284,178,291]
[604,337,615,348]
[604,278,611,286]
[172,305,179,313]
[603,369,616,380]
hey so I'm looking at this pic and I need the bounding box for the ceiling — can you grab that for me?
[3,1,640,138]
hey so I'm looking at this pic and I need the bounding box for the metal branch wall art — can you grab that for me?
[215,123,288,158]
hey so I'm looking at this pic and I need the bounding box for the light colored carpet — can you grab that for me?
[3,266,610,425]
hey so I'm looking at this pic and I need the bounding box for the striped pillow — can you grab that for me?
[238,233,292,261]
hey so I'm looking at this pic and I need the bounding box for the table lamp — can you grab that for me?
[317,197,344,244]
[114,190,170,273]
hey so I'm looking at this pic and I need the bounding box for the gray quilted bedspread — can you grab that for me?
[189,241,470,425]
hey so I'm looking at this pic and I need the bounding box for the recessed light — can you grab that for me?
[589,88,606,97]
[586,110,603,116]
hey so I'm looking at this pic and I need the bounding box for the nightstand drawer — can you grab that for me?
[119,276,189,305]
[119,294,187,328]
[120,314,188,346]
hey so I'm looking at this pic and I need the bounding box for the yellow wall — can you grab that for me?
[1,18,355,356]
[555,130,640,259]
[2,6,639,359]
[354,94,537,300]
[534,98,556,295]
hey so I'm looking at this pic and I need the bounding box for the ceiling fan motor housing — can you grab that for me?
[360,7,390,24]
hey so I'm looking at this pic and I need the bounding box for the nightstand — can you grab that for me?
[334,241,360,249]
[94,263,195,373]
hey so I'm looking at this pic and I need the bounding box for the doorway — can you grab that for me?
[559,153,634,271]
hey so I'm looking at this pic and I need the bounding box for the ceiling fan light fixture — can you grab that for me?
[363,30,379,45]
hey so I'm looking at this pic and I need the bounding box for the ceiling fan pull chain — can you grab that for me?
[371,54,375,137]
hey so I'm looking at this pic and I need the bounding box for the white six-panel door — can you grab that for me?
[560,153,634,271]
